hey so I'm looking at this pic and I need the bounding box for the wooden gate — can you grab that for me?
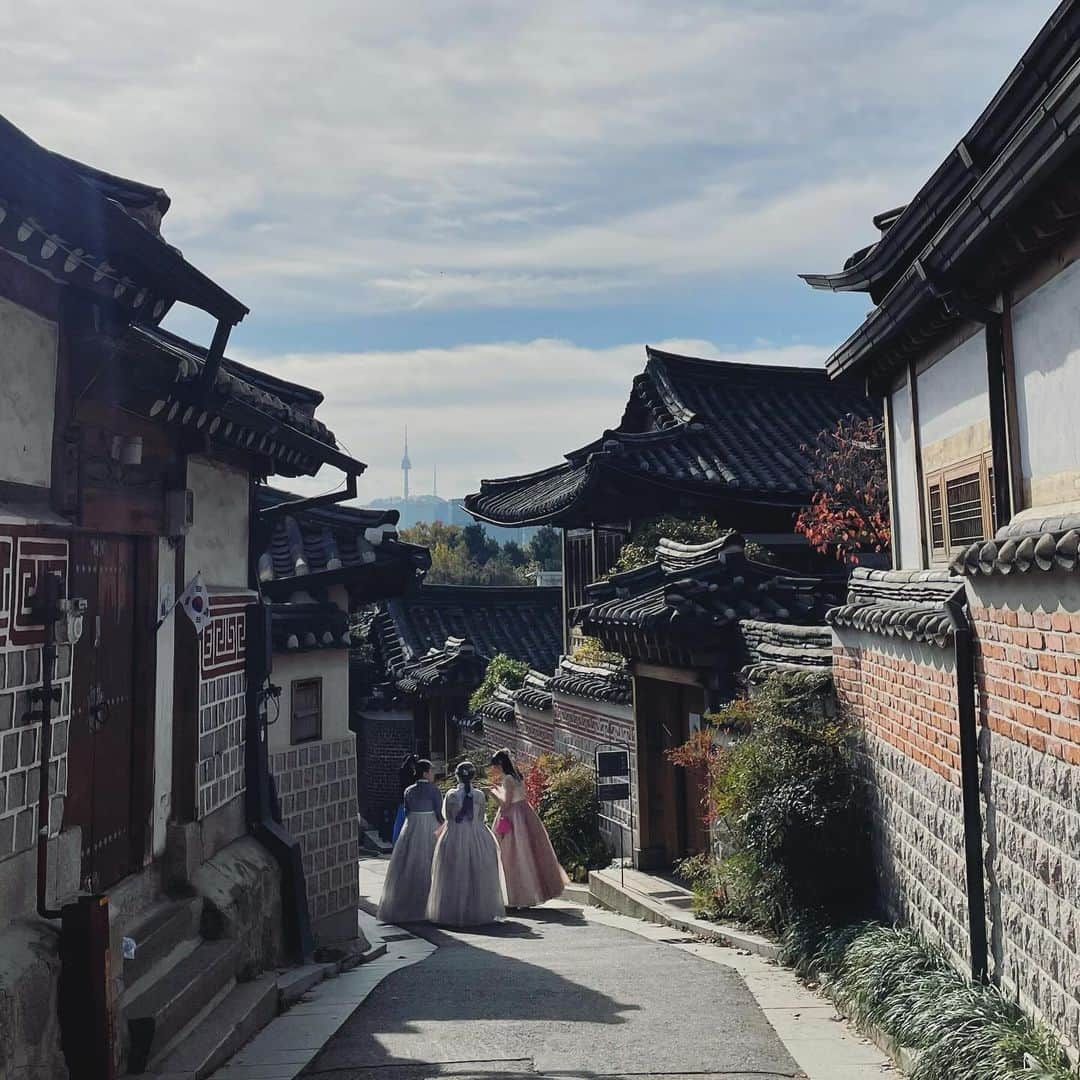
[65,535,138,891]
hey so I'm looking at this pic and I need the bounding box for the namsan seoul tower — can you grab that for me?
[401,426,411,501]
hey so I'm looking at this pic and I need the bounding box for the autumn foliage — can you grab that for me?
[794,415,890,564]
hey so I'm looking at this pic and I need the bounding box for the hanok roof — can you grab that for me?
[827,568,962,648]
[550,658,632,705]
[801,1,1080,304]
[465,347,876,527]
[255,486,431,605]
[102,325,363,478]
[805,3,1080,384]
[952,511,1080,578]
[271,601,350,653]
[739,619,833,685]
[574,533,829,666]
[0,114,246,324]
[373,585,562,696]
[394,637,489,695]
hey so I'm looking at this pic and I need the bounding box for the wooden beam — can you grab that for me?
[907,360,929,569]
[1000,292,1024,516]
[985,312,1014,529]
[882,390,901,571]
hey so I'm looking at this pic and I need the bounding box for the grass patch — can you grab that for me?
[782,921,1077,1080]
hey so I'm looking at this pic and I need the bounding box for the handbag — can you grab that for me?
[494,815,513,837]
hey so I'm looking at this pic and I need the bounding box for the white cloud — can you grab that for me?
[4,0,1051,317]
[243,337,829,501]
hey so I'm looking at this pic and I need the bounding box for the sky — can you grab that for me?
[6,1,1053,502]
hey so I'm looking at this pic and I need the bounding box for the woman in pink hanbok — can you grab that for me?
[488,749,569,908]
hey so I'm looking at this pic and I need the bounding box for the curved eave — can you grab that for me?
[825,55,1080,380]
[803,0,1080,296]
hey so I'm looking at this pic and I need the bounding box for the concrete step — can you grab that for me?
[122,898,203,988]
[149,973,278,1079]
[125,939,240,1073]
[361,828,392,855]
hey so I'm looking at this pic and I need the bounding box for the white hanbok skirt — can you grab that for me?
[427,814,505,928]
[377,811,438,924]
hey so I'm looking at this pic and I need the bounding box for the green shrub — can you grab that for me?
[469,654,529,713]
[531,758,611,883]
[782,922,1077,1080]
[669,672,870,932]
[612,515,773,575]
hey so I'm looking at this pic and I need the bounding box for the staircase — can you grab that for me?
[119,897,278,1078]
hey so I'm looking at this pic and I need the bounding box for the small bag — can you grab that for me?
[494,815,513,837]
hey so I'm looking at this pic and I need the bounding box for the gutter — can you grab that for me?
[824,51,1080,380]
[943,586,989,984]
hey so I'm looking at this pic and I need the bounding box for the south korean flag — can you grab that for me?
[178,573,210,635]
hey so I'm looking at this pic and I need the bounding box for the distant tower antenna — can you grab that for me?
[433,463,438,498]
[401,425,411,501]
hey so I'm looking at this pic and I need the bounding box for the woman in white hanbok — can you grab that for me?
[427,762,505,927]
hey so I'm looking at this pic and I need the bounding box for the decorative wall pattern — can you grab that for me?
[198,591,252,819]
[271,735,358,934]
[0,531,71,860]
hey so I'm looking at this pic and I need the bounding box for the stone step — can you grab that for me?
[125,939,240,1073]
[148,973,278,1079]
[122,898,203,989]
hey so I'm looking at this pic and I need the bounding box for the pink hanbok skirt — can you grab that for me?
[493,799,569,908]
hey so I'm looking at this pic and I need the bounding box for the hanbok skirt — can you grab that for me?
[427,820,505,927]
[378,811,438,924]
[391,803,407,844]
[493,799,569,907]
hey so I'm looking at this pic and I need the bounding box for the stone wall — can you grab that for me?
[271,735,359,941]
[833,630,972,973]
[969,578,1080,1048]
[552,695,637,860]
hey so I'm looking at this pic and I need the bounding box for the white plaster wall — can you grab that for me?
[1012,257,1080,506]
[0,296,58,488]
[916,329,988,450]
[153,539,176,857]
[889,379,922,570]
[267,650,350,756]
[185,456,249,586]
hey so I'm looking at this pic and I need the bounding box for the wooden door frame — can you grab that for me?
[128,536,158,872]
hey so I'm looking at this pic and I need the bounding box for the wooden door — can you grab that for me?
[65,535,138,890]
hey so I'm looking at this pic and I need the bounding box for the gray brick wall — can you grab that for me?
[0,643,70,862]
[272,736,359,930]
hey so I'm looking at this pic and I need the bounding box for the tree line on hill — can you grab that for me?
[399,522,562,586]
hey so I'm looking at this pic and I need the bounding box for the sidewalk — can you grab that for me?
[208,860,434,1080]
[585,866,894,1080]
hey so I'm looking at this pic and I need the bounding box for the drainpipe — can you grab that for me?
[944,586,988,984]
[31,570,64,919]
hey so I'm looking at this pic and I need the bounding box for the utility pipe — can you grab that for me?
[945,586,988,983]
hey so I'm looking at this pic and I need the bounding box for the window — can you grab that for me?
[925,451,996,563]
[291,678,322,744]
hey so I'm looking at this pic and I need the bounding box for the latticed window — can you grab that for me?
[291,678,323,744]
[946,472,984,546]
[925,451,995,564]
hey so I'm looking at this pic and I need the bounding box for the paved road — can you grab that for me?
[301,904,805,1080]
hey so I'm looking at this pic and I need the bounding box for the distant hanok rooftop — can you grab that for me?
[464,346,877,529]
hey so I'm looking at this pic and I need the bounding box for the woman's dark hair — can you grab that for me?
[399,754,419,792]
[454,761,477,822]
[491,749,522,781]
[416,759,433,777]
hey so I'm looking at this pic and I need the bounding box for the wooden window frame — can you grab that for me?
[925,450,996,565]
[291,677,323,745]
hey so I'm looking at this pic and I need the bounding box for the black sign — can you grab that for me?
[596,749,629,778]
[598,782,630,802]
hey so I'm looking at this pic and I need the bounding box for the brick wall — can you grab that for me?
[355,707,414,839]
[271,735,358,937]
[970,582,1080,1048]
[477,705,555,769]
[0,533,70,864]
[833,632,971,972]
[552,695,637,859]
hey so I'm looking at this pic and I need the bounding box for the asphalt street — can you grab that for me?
[301,904,805,1080]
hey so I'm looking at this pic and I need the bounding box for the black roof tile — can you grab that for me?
[827,568,962,647]
[465,347,876,526]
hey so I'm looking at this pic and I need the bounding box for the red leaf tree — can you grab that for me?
[794,415,890,564]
